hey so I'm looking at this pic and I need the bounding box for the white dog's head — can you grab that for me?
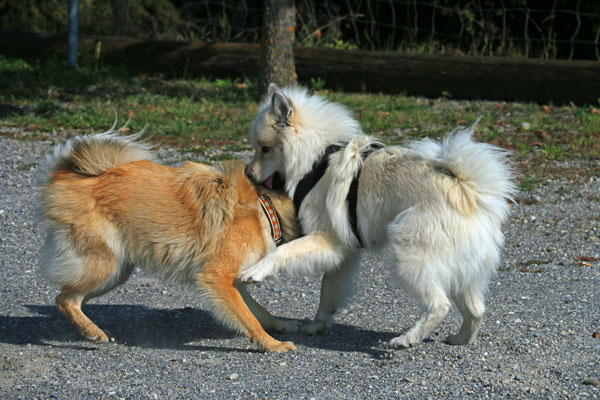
[247,84,363,192]
[246,84,294,190]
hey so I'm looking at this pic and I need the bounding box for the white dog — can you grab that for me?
[240,84,516,348]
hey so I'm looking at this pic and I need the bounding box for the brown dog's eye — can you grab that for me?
[261,146,271,154]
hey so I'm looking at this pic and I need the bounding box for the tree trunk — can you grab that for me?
[110,0,131,37]
[259,0,296,95]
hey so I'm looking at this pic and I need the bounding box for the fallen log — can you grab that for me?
[2,31,599,105]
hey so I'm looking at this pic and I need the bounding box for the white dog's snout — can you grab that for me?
[246,158,262,182]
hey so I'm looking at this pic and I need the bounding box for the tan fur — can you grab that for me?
[39,134,299,352]
[432,167,478,216]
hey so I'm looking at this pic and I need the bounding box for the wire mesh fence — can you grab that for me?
[1,1,599,60]
[177,0,600,60]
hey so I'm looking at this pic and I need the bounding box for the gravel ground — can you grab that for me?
[0,135,599,400]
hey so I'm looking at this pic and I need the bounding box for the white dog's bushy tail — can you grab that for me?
[40,125,154,184]
[410,123,517,222]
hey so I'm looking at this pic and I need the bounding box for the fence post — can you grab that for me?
[68,0,79,67]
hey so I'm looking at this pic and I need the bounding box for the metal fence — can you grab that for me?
[180,0,600,60]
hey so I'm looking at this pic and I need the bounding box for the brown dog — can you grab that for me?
[38,131,300,352]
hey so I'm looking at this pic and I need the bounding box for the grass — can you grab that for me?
[1,55,599,181]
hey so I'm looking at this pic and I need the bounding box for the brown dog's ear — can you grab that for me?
[271,91,292,127]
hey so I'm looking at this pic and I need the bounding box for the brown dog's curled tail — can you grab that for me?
[40,126,155,183]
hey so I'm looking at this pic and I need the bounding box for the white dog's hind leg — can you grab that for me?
[446,288,485,345]
[303,253,361,335]
[388,285,450,349]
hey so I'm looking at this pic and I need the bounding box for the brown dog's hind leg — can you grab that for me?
[55,252,121,342]
[197,270,296,352]
[56,289,110,342]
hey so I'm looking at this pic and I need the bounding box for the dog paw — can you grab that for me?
[260,340,296,352]
[238,267,266,283]
[82,327,115,343]
[238,260,273,283]
[387,335,413,349]
[302,319,333,335]
[269,319,302,333]
[271,341,296,352]
[445,333,474,345]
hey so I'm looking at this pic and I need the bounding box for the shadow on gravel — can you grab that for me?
[0,305,396,357]
[287,324,398,359]
[0,304,241,350]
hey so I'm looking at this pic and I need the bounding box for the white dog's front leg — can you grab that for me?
[238,233,346,283]
[237,253,278,283]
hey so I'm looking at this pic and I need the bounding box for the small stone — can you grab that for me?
[583,378,599,386]
[403,377,415,383]
[228,373,239,380]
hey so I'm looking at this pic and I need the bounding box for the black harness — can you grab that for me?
[292,143,382,247]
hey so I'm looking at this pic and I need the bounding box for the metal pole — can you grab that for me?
[68,0,79,67]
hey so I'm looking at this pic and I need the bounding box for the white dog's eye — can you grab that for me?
[261,146,271,154]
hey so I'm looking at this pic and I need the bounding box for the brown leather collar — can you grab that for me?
[258,194,283,246]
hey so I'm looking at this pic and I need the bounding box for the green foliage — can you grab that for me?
[0,0,181,39]
[310,77,326,91]
[1,55,598,186]
[518,176,539,192]
[324,40,359,51]
[0,0,67,34]
[2,1,600,59]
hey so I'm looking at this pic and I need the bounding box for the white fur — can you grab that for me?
[248,87,363,199]
[241,86,516,347]
[40,227,86,287]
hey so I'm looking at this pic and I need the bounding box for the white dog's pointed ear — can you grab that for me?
[271,91,292,126]
[267,83,280,96]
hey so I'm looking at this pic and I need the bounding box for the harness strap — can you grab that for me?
[347,144,383,247]
[293,145,341,212]
[258,194,283,246]
[292,143,383,248]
